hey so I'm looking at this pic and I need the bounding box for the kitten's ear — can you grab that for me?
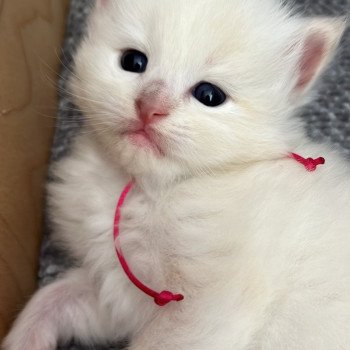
[291,18,346,95]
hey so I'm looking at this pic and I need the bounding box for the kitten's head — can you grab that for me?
[71,0,345,180]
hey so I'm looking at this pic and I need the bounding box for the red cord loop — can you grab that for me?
[290,153,325,172]
[113,181,184,307]
[113,153,324,307]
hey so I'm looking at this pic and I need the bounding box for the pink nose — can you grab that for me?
[136,97,169,125]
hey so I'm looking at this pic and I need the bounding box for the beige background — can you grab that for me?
[0,0,69,340]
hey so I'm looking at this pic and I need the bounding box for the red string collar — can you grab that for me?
[113,152,325,307]
[290,153,325,172]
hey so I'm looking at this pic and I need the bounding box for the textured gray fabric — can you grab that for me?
[39,0,350,348]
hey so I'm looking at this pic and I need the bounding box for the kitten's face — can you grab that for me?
[71,0,343,179]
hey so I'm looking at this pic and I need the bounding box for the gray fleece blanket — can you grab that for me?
[39,0,350,348]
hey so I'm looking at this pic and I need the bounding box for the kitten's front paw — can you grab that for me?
[2,328,56,350]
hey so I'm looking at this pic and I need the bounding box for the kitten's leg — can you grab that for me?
[127,318,214,350]
[129,333,235,350]
[2,268,107,350]
[128,307,250,350]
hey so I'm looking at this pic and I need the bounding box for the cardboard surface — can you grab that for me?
[0,0,69,340]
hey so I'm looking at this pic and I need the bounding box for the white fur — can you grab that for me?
[3,0,349,349]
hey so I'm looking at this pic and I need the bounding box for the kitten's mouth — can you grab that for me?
[124,127,164,156]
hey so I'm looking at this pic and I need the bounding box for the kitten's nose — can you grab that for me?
[135,96,170,125]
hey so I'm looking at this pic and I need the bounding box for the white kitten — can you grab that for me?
[3,0,349,349]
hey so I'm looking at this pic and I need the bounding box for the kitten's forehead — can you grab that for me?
[103,0,286,60]
[91,0,294,94]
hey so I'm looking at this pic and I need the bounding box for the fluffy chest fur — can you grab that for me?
[47,134,350,348]
[6,132,350,350]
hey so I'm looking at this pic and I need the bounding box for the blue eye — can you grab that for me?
[192,82,226,107]
[121,49,148,73]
